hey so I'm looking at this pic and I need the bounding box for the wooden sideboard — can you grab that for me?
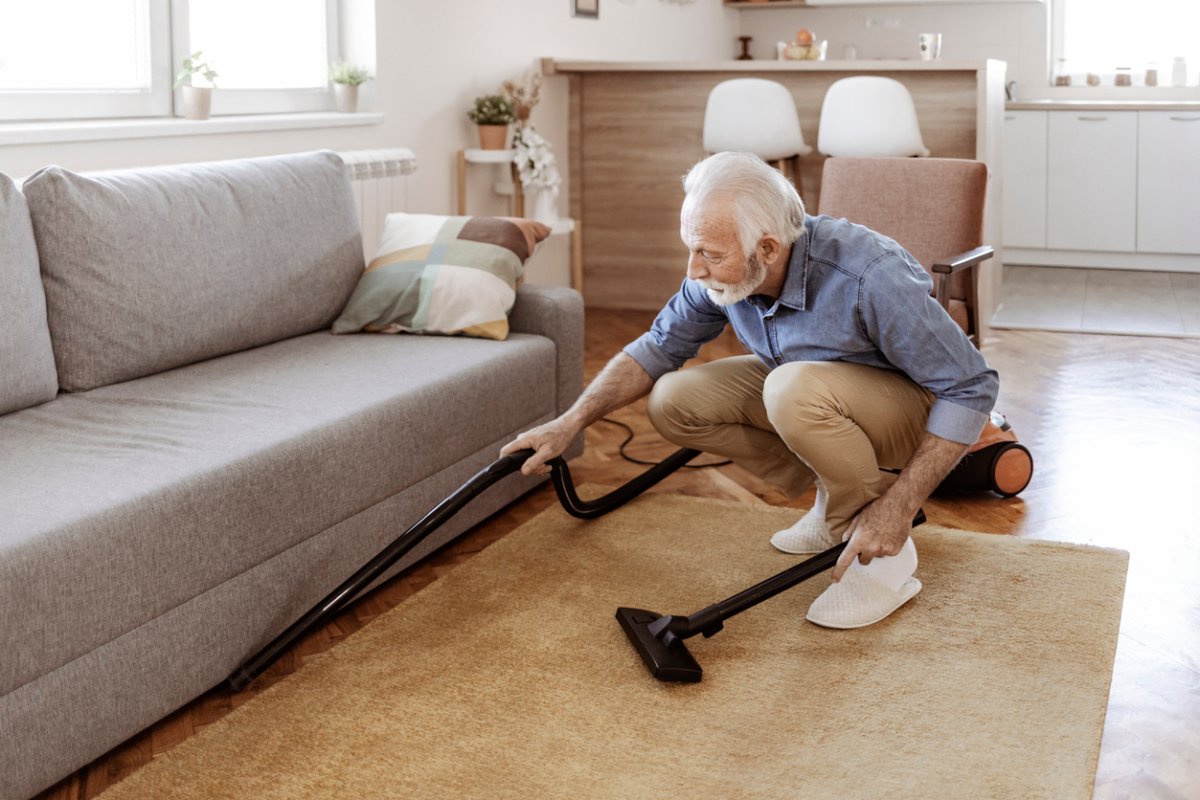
[542,58,1007,341]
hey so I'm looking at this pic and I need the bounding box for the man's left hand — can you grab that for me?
[832,499,913,582]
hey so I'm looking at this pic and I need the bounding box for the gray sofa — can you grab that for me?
[0,150,583,800]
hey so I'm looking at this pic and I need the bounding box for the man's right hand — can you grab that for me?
[500,417,581,477]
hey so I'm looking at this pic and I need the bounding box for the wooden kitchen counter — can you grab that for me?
[543,58,1007,339]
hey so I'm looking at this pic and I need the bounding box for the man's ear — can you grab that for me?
[757,234,783,263]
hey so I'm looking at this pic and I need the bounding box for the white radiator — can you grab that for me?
[339,148,418,259]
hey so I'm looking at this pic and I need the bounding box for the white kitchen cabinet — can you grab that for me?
[1046,111,1138,252]
[795,0,1041,5]
[1137,111,1200,254]
[1002,111,1047,248]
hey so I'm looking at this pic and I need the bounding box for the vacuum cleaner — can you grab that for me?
[228,446,898,689]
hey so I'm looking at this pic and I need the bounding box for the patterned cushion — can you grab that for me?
[333,214,550,340]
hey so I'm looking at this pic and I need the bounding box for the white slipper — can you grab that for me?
[770,510,837,554]
[806,569,922,629]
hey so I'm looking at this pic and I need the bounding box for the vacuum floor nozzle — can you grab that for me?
[615,607,703,683]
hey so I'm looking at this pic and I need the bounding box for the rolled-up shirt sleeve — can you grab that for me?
[860,253,999,445]
[623,280,729,381]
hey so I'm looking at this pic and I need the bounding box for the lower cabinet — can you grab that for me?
[1002,111,1047,248]
[1137,111,1200,254]
[1046,111,1137,252]
[1004,108,1200,262]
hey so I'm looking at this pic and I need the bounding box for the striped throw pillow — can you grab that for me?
[333,213,550,340]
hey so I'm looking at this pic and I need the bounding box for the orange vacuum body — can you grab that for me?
[939,411,1033,498]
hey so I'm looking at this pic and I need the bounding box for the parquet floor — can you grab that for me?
[37,309,1200,800]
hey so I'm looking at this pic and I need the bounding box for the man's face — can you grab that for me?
[680,197,766,307]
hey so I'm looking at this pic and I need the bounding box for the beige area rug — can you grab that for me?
[100,492,1128,800]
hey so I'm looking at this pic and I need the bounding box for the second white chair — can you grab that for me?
[817,76,931,158]
[703,78,812,191]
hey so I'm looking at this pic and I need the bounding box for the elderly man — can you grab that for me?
[502,151,998,628]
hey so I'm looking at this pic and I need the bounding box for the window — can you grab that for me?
[0,0,340,122]
[1054,0,1200,85]
[0,0,171,120]
[172,0,337,115]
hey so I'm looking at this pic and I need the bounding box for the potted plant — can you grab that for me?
[467,94,515,150]
[329,61,370,113]
[174,51,218,120]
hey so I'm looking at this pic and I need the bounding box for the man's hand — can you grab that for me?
[832,497,913,582]
[830,431,970,582]
[502,352,656,478]
[500,417,581,477]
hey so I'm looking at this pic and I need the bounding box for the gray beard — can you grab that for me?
[702,252,768,306]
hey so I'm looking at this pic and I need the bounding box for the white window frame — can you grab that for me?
[0,1,172,122]
[169,0,339,117]
[0,1,340,122]
[1050,0,1200,88]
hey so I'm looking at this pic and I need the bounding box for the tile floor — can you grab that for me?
[992,266,1200,338]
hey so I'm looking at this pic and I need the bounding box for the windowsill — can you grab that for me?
[0,111,385,147]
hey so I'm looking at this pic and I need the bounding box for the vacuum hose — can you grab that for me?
[227,446,700,690]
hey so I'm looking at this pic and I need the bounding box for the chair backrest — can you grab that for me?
[703,78,812,161]
[817,77,930,158]
[818,157,988,332]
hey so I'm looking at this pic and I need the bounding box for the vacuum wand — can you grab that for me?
[616,510,926,683]
[228,446,700,691]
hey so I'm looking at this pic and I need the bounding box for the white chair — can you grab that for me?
[817,76,931,158]
[703,78,812,191]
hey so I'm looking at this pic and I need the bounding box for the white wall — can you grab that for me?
[736,2,1049,97]
[0,0,737,218]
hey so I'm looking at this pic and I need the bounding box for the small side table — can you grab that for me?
[455,148,583,291]
[457,148,523,217]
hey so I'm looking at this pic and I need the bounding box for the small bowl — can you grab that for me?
[783,40,828,61]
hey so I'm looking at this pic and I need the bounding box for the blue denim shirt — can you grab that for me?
[624,214,999,445]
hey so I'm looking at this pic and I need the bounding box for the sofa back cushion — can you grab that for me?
[0,174,59,413]
[22,150,364,391]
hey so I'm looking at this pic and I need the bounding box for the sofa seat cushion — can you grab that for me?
[0,331,556,695]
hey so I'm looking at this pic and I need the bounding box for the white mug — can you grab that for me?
[918,32,942,61]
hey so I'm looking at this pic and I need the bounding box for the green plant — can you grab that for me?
[329,61,370,86]
[173,51,218,90]
[467,94,514,126]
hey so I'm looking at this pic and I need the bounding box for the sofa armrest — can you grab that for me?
[509,284,584,419]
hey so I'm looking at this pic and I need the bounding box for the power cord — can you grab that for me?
[598,417,732,469]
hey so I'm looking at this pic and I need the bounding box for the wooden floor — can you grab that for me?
[38,309,1200,800]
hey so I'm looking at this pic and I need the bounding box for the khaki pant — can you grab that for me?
[647,355,934,537]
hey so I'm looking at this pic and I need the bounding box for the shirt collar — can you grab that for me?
[746,224,810,312]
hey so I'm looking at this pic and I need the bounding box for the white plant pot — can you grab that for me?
[531,187,559,225]
[182,85,213,120]
[334,83,359,113]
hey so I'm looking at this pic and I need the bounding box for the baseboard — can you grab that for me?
[1005,248,1200,273]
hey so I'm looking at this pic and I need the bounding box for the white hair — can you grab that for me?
[681,151,806,258]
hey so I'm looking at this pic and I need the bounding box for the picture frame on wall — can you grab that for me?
[572,0,598,19]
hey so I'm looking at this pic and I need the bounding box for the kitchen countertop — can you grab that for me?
[1008,99,1200,111]
[542,58,1002,73]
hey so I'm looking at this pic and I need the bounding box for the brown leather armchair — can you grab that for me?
[817,157,992,343]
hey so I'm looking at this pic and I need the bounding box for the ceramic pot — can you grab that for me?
[478,124,508,150]
[532,187,559,224]
[182,85,212,120]
[334,83,359,113]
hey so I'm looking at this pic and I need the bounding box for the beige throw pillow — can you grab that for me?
[333,213,551,340]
